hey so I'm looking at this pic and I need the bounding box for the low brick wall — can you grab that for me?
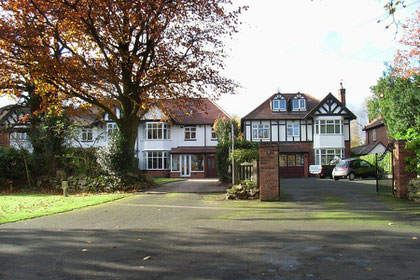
[259,144,280,201]
[142,170,170,178]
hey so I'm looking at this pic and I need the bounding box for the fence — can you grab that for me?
[235,161,258,184]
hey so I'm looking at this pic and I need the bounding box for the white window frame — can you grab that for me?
[287,123,300,137]
[273,98,286,111]
[315,120,343,135]
[145,122,171,140]
[11,132,29,141]
[184,126,196,140]
[145,151,169,170]
[81,128,93,142]
[107,123,118,138]
[252,124,270,140]
[315,149,344,165]
[292,98,306,111]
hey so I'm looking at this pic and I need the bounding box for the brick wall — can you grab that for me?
[393,140,416,198]
[344,140,351,158]
[142,170,170,178]
[0,132,9,148]
[259,144,280,201]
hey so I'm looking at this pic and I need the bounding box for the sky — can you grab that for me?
[217,0,419,119]
[0,0,418,120]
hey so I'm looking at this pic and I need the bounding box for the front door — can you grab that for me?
[206,155,217,178]
[180,155,191,177]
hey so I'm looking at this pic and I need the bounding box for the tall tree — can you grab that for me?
[393,9,420,78]
[0,0,243,171]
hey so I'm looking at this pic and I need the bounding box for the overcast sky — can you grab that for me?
[1,0,418,118]
[217,0,419,118]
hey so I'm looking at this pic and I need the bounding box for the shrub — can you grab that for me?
[0,147,26,181]
[216,142,231,182]
[360,153,392,173]
[61,147,99,177]
[96,132,137,177]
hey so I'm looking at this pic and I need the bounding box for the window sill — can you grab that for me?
[184,139,197,141]
[210,139,217,141]
[142,139,172,141]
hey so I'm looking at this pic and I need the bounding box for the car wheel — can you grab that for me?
[334,177,339,181]
[348,172,355,181]
[320,175,325,179]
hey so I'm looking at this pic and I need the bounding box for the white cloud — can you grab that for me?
[217,0,416,117]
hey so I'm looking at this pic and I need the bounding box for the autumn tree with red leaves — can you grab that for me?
[0,0,244,172]
[392,9,420,78]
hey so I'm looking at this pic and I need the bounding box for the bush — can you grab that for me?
[96,132,137,177]
[61,147,99,177]
[360,153,392,174]
[0,147,26,181]
[216,142,231,183]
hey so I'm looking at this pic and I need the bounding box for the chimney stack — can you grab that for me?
[339,82,346,106]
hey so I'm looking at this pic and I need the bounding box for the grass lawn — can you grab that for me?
[153,178,186,185]
[377,194,420,216]
[0,193,131,225]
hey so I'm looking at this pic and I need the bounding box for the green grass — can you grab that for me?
[153,178,186,185]
[0,193,131,224]
[320,195,347,209]
[376,194,420,216]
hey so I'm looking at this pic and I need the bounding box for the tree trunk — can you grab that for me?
[118,111,141,173]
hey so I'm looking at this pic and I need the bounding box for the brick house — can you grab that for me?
[351,116,392,156]
[0,98,229,178]
[241,88,356,177]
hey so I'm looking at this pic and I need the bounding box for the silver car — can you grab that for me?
[332,158,381,181]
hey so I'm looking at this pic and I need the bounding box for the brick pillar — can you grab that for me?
[393,140,416,198]
[259,144,280,201]
[304,153,309,177]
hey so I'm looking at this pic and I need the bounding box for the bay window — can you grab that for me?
[315,120,342,134]
[145,151,169,170]
[315,149,343,165]
[191,155,204,171]
[146,122,171,140]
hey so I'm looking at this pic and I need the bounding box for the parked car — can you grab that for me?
[309,157,341,179]
[332,158,382,181]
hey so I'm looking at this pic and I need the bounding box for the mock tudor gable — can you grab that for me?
[242,89,356,178]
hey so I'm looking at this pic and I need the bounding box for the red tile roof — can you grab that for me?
[242,93,321,120]
[166,98,230,125]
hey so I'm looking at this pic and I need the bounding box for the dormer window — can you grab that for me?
[272,94,286,111]
[292,93,306,111]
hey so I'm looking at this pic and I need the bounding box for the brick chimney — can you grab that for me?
[338,82,346,106]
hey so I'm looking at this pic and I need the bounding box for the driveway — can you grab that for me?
[149,178,228,193]
[1,178,419,280]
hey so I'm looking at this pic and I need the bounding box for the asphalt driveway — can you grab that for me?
[1,178,419,280]
[149,179,228,193]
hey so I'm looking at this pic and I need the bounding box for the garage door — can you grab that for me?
[279,154,305,178]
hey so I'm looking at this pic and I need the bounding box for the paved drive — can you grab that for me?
[1,178,419,280]
[148,179,228,193]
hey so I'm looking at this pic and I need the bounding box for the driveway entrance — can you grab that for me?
[150,179,228,193]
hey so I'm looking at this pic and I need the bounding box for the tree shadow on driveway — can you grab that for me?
[0,227,419,280]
